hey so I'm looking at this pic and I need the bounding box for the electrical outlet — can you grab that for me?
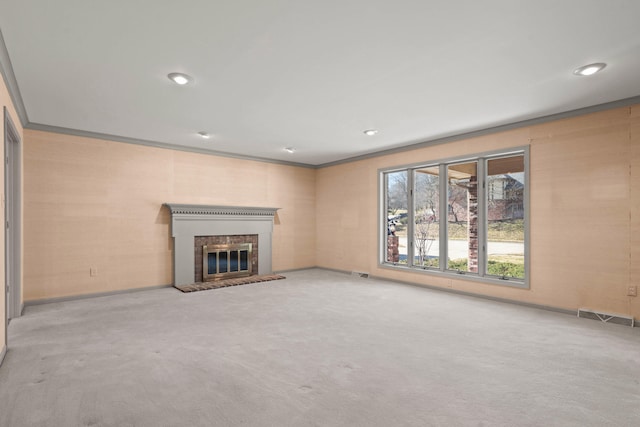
[628,286,637,297]
[90,267,98,277]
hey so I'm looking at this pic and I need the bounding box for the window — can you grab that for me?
[414,166,440,268]
[384,170,408,264]
[447,161,478,273]
[380,149,528,287]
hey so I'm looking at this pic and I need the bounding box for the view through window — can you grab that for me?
[382,150,526,285]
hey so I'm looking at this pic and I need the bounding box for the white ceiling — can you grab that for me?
[1,0,639,166]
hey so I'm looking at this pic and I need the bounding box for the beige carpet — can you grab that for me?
[174,274,286,293]
[1,269,638,426]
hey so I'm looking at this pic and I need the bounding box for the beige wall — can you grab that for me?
[19,103,640,320]
[0,70,23,354]
[631,107,640,316]
[317,105,640,319]
[23,130,316,300]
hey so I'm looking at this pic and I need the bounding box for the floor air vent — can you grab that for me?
[351,271,369,278]
[577,308,634,327]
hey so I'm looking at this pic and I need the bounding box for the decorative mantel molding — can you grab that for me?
[164,204,279,217]
[164,204,279,286]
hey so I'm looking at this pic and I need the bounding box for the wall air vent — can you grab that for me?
[577,308,634,327]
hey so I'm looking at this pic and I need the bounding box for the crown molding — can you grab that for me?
[316,95,640,168]
[24,94,640,170]
[4,23,639,169]
[25,122,315,169]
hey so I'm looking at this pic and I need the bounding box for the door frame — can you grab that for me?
[4,106,21,331]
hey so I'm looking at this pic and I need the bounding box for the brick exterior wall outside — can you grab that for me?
[467,176,479,273]
[387,235,400,263]
[194,235,258,282]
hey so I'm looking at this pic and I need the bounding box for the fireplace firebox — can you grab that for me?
[194,234,259,283]
[202,243,252,281]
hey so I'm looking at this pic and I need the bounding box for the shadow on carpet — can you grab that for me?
[174,274,286,293]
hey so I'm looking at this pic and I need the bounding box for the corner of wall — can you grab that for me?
[0,343,6,367]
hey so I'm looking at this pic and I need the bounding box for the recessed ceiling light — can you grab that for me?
[168,72,193,85]
[573,63,606,76]
[284,147,295,154]
[197,131,211,139]
[364,129,378,136]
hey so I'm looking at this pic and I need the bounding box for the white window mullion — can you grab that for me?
[439,164,448,271]
[380,173,388,264]
[477,159,487,277]
[407,169,415,267]
[523,148,530,287]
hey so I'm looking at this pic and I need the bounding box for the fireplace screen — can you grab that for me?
[202,243,253,281]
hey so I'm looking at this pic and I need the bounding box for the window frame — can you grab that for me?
[378,147,529,289]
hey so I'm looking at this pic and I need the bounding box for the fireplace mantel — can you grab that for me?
[164,204,279,286]
[165,204,279,217]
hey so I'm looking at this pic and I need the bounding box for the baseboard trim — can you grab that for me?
[0,344,6,368]
[17,267,633,327]
[312,266,354,276]
[369,272,577,316]
[24,284,174,307]
[273,267,319,274]
[312,266,577,317]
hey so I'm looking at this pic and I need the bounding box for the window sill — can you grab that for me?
[379,262,529,289]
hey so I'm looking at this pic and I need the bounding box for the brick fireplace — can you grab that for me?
[164,204,279,286]
[195,234,258,282]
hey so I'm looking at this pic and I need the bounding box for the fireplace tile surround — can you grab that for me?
[164,204,279,286]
